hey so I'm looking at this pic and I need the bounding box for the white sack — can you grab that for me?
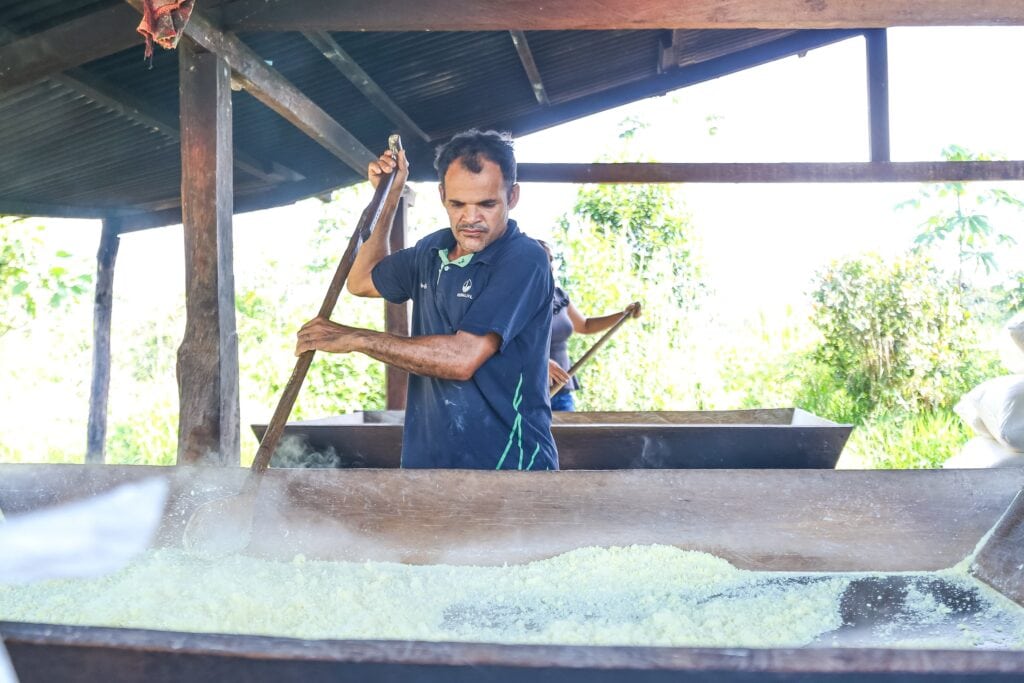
[954,383,992,437]
[975,374,1024,452]
[943,435,1024,469]
[1008,309,1024,356]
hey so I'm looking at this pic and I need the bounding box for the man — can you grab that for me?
[295,129,558,470]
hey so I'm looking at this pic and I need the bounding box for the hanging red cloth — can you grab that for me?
[137,0,195,60]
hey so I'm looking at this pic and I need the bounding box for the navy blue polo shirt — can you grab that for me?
[371,219,558,470]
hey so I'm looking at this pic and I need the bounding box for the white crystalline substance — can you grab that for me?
[0,544,1020,649]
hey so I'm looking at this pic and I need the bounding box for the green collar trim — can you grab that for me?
[439,249,474,267]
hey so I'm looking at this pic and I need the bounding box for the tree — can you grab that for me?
[808,252,983,415]
[1,217,92,336]
[550,121,706,409]
[901,145,1022,288]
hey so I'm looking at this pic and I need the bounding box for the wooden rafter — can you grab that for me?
[509,31,549,106]
[123,0,375,175]
[865,29,891,163]
[219,0,1024,31]
[0,4,141,92]
[302,30,430,142]
[517,161,1024,183]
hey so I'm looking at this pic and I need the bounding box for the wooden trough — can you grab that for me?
[254,408,853,469]
[1,463,1023,682]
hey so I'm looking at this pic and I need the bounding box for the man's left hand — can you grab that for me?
[295,317,362,355]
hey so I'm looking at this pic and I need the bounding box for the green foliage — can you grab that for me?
[233,190,387,463]
[808,252,983,416]
[843,409,973,470]
[105,399,178,466]
[553,176,705,410]
[901,145,1022,286]
[1,217,92,336]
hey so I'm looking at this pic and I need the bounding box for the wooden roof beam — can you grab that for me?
[517,161,1024,183]
[0,4,142,92]
[509,31,549,106]
[124,0,375,175]
[865,29,891,163]
[301,30,430,143]
[220,0,1024,31]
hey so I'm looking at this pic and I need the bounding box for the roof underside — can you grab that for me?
[1,0,1019,225]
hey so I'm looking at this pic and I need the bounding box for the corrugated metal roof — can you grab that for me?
[0,0,860,223]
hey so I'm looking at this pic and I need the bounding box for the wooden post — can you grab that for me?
[176,40,240,466]
[384,193,410,409]
[85,217,120,464]
[865,29,890,163]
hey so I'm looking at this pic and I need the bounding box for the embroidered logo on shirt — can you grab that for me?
[457,278,474,299]
[420,282,428,289]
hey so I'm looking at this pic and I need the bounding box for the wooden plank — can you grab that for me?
[250,419,852,470]
[0,199,133,220]
[385,195,409,410]
[113,153,1024,234]
[2,465,1023,573]
[176,41,239,466]
[509,31,549,106]
[122,1,375,175]
[221,0,1024,31]
[971,489,1024,606]
[865,29,891,162]
[4,620,1024,682]
[302,30,430,143]
[517,161,1024,183]
[0,4,141,92]
[85,219,120,464]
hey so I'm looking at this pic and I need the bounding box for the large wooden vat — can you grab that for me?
[253,408,853,469]
[1,464,1022,682]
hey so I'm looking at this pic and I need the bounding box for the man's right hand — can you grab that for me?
[368,148,409,189]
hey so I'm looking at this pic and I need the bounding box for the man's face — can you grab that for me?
[439,158,520,258]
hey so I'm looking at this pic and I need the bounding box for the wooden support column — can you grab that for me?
[85,218,120,464]
[384,193,410,410]
[176,40,240,466]
[865,29,890,162]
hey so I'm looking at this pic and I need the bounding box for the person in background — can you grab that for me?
[296,130,557,470]
[537,240,641,411]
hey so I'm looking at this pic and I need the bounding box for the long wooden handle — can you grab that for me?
[549,307,634,398]
[251,135,403,475]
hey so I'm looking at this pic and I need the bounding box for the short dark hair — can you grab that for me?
[434,129,517,191]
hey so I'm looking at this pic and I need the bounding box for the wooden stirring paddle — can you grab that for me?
[183,135,403,555]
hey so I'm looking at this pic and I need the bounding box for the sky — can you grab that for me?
[32,27,1024,322]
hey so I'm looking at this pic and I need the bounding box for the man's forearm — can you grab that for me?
[350,329,484,381]
[348,189,402,296]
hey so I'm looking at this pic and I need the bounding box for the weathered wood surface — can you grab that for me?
[220,0,1024,31]
[1,465,1021,574]
[516,161,1024,184]
[302,31,430,143]
[175,43,239,466]
[971,489,1024,606]
[124,0,375,175]
[251,408,852,469]
[343,408,824,425]
[4,620,1024,683]
[384,197,409,410]
[0,4,140,92]
[865,29,891,163]
[85,219,120,464]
